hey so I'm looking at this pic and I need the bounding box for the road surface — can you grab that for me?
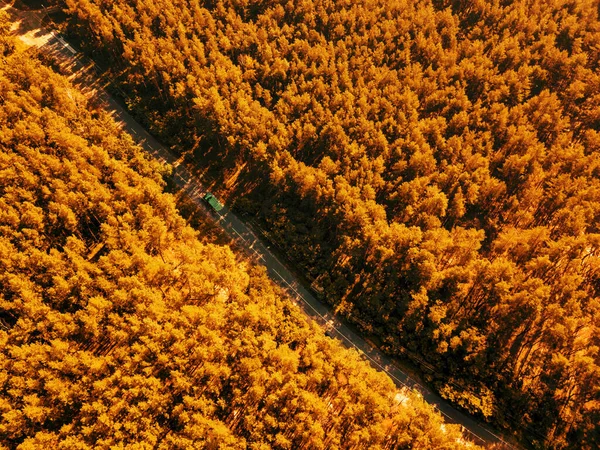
[6,4,516,448]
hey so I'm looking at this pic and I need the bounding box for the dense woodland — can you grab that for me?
[0,16,476,449]
[37,0,600,448]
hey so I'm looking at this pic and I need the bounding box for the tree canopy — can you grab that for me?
[34,0,600,447]
[0,14,475,449]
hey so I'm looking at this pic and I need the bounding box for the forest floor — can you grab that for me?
[2,2,519,448]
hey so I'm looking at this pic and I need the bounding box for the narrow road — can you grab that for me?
[7,4,516,448]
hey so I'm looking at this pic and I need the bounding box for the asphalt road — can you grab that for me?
[10,5,517,448]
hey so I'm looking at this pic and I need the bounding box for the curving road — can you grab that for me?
[7,4,517,448]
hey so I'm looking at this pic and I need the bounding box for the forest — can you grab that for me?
[13,0,600,448]
[0,12,480,449]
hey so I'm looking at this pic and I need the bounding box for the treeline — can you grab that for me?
[47,0,600,447]
[0,14,476,449]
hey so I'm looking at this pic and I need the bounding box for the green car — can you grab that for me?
[203,192,224,212]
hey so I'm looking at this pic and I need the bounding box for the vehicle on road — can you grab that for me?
[203,192,224,212]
